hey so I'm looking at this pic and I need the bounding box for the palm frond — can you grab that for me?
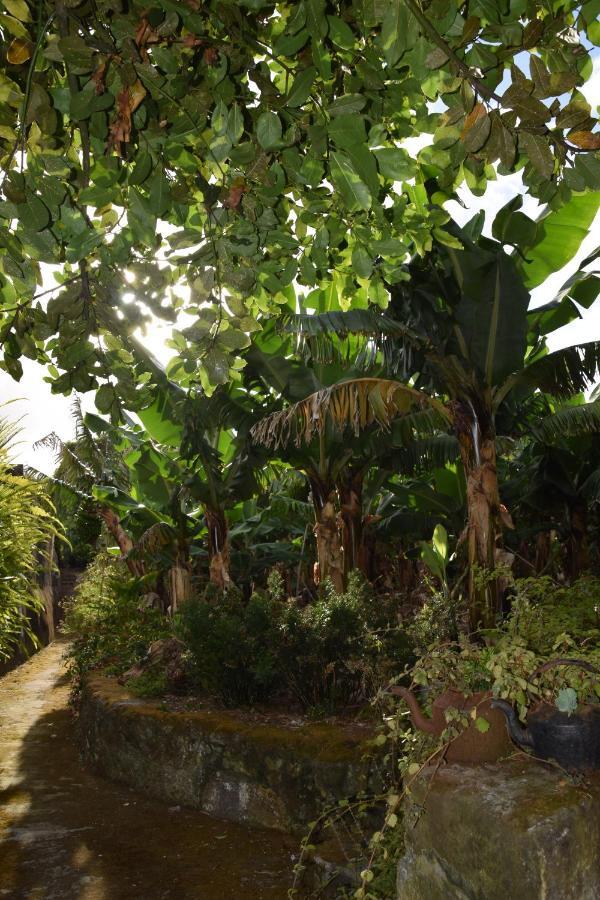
[281,310,426,374]
[0,403,23,460]
[389,408,452,444]
[251,378,449,450]
[533,401,600,442]
[521,341,600,397]
[394,434,460,473]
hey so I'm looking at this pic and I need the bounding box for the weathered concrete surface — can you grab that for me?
[78,673,378,834]
[0,642,298,899]
[397,760,600,900]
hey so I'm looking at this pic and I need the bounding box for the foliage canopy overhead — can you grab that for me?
[0,0,598,412]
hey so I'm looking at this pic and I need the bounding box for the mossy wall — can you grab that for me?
[397,760,600,900]
[77,675,379,833]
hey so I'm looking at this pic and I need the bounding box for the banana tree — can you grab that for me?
[277,199,600,628]
[135,386,271,591]
[503,397,600,578]
[248,314,452,590]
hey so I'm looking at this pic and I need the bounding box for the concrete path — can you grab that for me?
[0,642,297,899]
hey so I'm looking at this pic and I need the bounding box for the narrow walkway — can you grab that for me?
[0,643,297,899]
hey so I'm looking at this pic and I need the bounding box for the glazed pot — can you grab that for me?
[391,685,513,763]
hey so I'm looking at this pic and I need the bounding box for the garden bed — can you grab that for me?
[77,673,381,834]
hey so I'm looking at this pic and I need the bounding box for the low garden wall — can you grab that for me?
[77,675,379,834]
[397,759,600,900]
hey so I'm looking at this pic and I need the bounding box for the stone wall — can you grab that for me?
[397,760,600,900]
[78,675,379,833]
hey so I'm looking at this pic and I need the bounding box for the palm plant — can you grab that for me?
[34,398,144,577]
[0,405,63,659]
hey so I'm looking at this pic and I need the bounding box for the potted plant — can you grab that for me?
[391,638,513,764]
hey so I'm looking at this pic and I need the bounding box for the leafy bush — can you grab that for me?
[178,572,412,711]
[177,587,280,706]
[408,589,461,656]
[504,575,600,654]
[64,552,169,691]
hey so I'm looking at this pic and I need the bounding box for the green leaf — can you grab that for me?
[306,0,327,40]
[555,687,578,715]
[329,152,371,211]
[129,150,153,186]
[519,132,554,178]
[3,0,31,21]
[475,716,491,733]
[226,104,244,143]
[327,93,366,117]
[352,245,373,278]
[326,15,354,49]
[286,66,317,108]
[17,195,50,231]
[453,247,529,386]
[432,523,448,562]
[95,384,115,414]
[374,148,417,181]
[256,111,282,149]
[148,174,171,217]
[486,115,516,168]
[203,348,230,385]
[420,542,445,582]
[379,0,412,67]
[517,192,600,289]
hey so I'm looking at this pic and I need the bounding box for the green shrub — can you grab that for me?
[504,575,600,654]
[178,572,412,711]
[177,588,280,706]
[408,589,461,656]
[64,551,169,691]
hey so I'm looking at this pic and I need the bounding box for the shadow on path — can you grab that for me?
[0,645,297,900]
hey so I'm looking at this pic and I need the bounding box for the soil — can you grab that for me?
[0,641,301,900]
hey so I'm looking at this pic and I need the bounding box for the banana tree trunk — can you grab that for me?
[337,469,369,578]
[168,539,193,612]
[205,507,231,590]
[567,499,588,580]
[99,506,145,578]
[455,404,501,631]
[309,477,345,594]
[168,565,192,611]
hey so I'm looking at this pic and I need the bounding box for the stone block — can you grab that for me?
[397,760,600,900]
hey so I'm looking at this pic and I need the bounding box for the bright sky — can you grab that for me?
[2,59,599,475]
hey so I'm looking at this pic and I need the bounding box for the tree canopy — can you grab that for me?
[0,0,599,414]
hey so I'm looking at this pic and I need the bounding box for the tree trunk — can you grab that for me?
[168,564,192,612]
[205,507,231,590]
[455,403,502,631]
[99,506,145,578]
[567,499,588,580]
[310,479,345,594]
[337,469,369,578]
